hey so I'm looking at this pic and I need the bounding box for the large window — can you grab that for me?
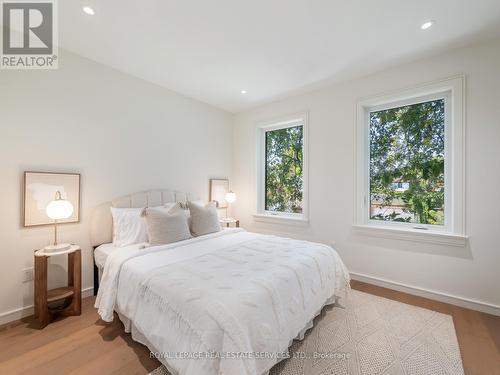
[257,114,308,221]
[370,98,446,226]
[356,77,466,244]
[265,125,304,213]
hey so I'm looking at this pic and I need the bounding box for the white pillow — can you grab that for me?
[110,207,148,247]
[143,204,192,246]
[188,201,221,236]
[163,202,179,211]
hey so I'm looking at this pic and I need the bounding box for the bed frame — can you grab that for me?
[93,253,99,296]
[90,189,194,295]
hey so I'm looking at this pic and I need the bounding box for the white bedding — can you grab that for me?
[94,242,147,269]
[95,228,349,375]
[94,243,118,269]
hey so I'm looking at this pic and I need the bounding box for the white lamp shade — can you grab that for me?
[225,191,237,203]
[46,199,74,220]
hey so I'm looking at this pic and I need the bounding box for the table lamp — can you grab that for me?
[44,191,74,252]
[224,190,237,220]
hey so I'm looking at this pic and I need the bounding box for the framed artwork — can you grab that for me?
[24,171,80,227]
[209,179,229,208]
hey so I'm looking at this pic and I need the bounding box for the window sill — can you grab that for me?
[253,213,309,226]
[352,224,468,247]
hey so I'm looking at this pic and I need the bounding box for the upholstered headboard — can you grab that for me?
[90,189,195,247]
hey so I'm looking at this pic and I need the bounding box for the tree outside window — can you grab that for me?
[370,99,445,225]
[265,125,304,213]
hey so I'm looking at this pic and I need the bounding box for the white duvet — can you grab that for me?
[95,228,349,375]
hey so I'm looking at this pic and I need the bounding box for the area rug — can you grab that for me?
[149,289,464,374]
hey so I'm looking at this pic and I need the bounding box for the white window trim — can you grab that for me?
[355,76,467,246]
[254,112,309,224]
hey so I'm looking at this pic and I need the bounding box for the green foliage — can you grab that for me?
[265,126,303,213]
[370,99,445,225]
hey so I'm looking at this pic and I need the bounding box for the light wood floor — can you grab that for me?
[0,281,499,375]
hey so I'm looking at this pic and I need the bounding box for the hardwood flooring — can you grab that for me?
[0,281,499,375]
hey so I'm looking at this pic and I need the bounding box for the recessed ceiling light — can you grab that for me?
[240,90,247,94]
[421,20,434,30]
[82,6,95,15]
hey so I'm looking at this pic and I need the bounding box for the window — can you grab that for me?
[356,77,466,245]
[265,125,304,213]
[370,97,446,226]
[256,113,308,222]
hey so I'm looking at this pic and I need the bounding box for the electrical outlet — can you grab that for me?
[22,267,34,283]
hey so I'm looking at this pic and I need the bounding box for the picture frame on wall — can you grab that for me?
[23,171,81,227]
[209,179,229,208]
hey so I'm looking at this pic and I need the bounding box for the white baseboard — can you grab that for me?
[350,271,500,316]
[0,287,94,326]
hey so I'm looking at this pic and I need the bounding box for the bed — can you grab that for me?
[91,190,350,375]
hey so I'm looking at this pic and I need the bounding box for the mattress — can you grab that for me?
[94,242,146,269]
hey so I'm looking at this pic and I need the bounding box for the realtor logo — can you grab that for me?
[1,0,58,69]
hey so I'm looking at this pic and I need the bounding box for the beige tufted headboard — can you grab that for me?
[90,189,195,247]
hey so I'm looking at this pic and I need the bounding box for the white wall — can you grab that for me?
[232,38,500,314]
[0,50,233,322]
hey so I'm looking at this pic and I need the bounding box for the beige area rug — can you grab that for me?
[149,290,464,375]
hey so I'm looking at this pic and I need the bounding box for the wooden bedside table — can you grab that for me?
[34,245,81,328]
[220,218,240,228]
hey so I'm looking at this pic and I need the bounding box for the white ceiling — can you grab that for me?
[59,0,500,113]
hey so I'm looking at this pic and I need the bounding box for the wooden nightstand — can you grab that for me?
[220,218,240,228]
[34,245,81,328]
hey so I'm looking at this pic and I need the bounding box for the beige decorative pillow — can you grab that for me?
[143,204,192,246]
[188,201,221,236]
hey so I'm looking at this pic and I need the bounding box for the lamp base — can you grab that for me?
[44,243,71,253]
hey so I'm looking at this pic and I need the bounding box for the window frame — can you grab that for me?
[355,76,466,245]
[255,112,309,223]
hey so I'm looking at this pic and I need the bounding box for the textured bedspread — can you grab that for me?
[95,229,349,375]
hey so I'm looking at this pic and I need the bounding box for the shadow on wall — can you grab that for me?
[348,230,473,260]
